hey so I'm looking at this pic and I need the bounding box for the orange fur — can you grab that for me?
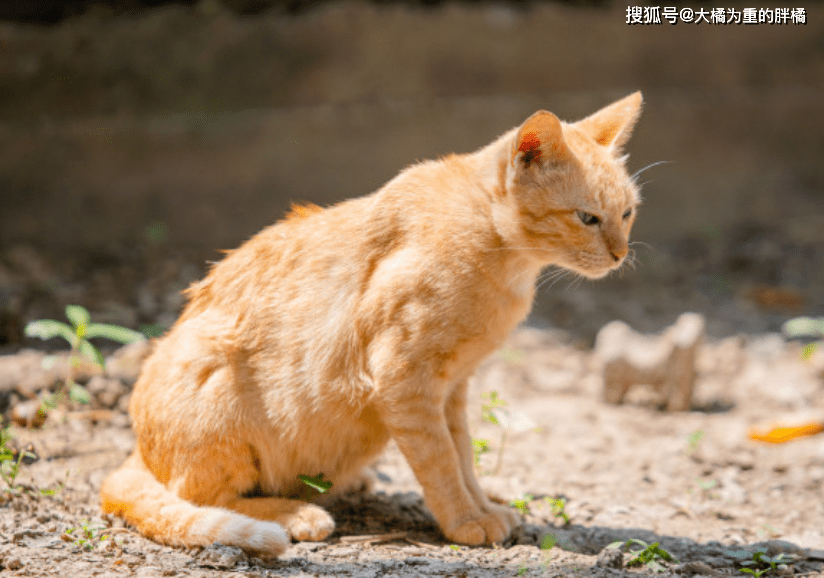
[100,92,644,555]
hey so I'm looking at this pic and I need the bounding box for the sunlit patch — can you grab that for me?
[282,203,324,222]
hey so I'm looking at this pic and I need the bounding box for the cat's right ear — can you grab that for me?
[510,111,571,171]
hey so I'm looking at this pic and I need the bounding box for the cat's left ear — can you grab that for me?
[575,91,643,151]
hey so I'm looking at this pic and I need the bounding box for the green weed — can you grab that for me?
[471,438,491,466]
[783,317,824,361]
[540,533,557,550]
[0,427,66,497]
[64,520,111,551]
[0,427,34,493]
[694,477,719,499]
[607,539,678,573]
[25,305,144,416]
[474,391,536,475]
[509,493,534,516]
[297,473,333,496]
[686,429,705,455]
[544,497,570,525]
[734,548,795,576]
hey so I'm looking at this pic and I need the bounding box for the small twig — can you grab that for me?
[338,532,408,545]
[403,537,437,549]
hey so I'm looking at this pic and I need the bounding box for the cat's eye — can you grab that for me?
[577,210,600,226]
[622,208,633,220]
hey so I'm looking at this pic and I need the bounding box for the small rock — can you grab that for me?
[510,523,541,546]
[595,546,624,569]
[596,312,705,411]
[4,556,23,570]
[10,398,47,428]
[673,561,720,575]
[195,543,247,570]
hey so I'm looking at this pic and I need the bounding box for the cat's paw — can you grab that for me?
[482,501,521,531]
[283,504,335,541]
[445,511,511,546]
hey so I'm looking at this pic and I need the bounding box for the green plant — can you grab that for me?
[607,539,678,573]
[1,427,67,497]
[540,533,557,550]
[25,305,145,414]
[686,429,705,455]
[783,317,824,361]
[694,477,719,499]
[544,497,570,525]
[474,391,536,475]
[64,519,111,551]
[297,473,333,495]
[736,549,795,576]
[0,427,34,493]
[538,533,557,571]
[509,493,534,516]
[471,437,491,466]
[144,220,169,244]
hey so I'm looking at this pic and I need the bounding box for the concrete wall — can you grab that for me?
[1,0,822,255]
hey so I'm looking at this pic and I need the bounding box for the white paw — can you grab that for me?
[284,503,335,541]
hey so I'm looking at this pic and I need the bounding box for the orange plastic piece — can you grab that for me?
[749,422,824,444]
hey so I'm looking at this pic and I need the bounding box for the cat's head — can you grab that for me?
[500,92,644,280]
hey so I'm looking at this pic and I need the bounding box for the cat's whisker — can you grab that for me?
[536,268,572,293]
[542,273,571,292]
[564,275,584,293]
[631,160,671,182]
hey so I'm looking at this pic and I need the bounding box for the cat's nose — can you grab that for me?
[603,230,628,262]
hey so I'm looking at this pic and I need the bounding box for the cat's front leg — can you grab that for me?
[377,385,511,545]
[444,380,520,531]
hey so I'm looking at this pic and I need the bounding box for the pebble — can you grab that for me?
[9,399,46,428]
[595,546,623,569]
[195,543,247,570]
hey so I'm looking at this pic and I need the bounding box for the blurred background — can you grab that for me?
[0,0,822,348]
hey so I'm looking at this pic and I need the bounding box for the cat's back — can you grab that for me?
[187,156,494,316]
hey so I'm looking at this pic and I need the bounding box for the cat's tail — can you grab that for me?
[100,451,289,557]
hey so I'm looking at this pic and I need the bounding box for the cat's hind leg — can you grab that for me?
[224,497,335,541]
[151,438,335,543]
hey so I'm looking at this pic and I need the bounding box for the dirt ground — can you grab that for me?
[2,304,824,576]
[1,1,824,575]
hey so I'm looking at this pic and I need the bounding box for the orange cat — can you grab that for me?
[101,92,644,556]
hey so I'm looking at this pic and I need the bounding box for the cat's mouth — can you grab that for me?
[568,258,626,280]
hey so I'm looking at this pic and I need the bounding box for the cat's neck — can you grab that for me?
[465,129,552,299]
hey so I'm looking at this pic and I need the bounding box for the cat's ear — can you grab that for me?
[511,110,571,170]
[575,91,643,151]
